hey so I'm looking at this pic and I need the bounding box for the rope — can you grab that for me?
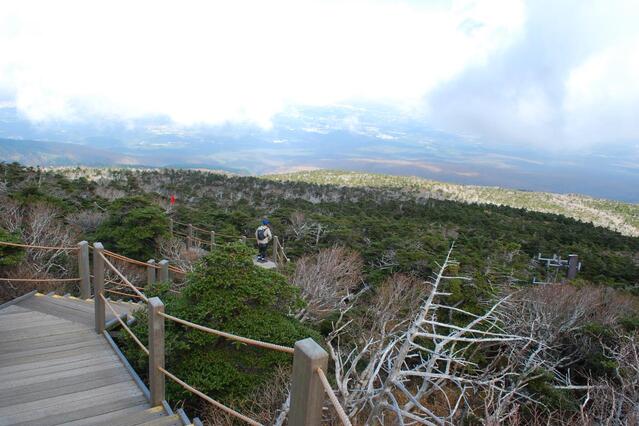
[104,288,144,299]
[101,294,149,355]
[174,226,243,241]
[158,312,295,354]
[190,224,210,234]
[189,235,212,246]
[214,232,245,239]
[0,277,81,282]
[103,250,161,269]
[316,367,353,426]
[276,239,290,262]
[105,278,145,291]
[0,241,79,251]
[100,252,149,302]
[168,266,186,275]
[158,367,262,426]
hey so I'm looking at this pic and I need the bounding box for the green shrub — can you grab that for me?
[93,196,168,259]
[619,314,639,332]
[122,243,319,409]
[0,228,24,266]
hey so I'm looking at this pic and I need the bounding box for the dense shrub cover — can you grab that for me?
[121,243,318,409]
[93,196,169,259]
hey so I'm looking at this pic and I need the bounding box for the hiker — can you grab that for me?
[255,219,273,262]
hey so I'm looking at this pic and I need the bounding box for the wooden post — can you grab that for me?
[210,231,216,250]
[148,297,165,406]
[93,242,105,334]
[187,224,193,250]
[158,260,169,282]
[289,338,328,426]
[147,259,156,286]
[272,236,279,265]
[169,219,174,237]
[567,254,579,280]
[78,240,91,299]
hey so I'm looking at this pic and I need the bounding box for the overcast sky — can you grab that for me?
[1,0,638,150]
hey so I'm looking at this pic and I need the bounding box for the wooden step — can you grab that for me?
[138,414,184,426]
[63,405,167,426]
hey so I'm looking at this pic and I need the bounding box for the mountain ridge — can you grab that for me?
[265,169,639,237]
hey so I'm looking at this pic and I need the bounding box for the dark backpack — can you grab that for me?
[257,228,266,240]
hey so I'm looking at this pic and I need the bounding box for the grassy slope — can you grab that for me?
[265,170,639,237]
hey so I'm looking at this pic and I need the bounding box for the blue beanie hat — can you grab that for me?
[262,219,270,225]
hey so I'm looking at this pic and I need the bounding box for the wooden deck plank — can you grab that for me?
[0,323,92,343]
[0,305,31,315]
[36,294,96,313]
[0,330,99,354]
[15,298,97,326]
[0,350,121,376]
[1,393,149,426]
[0,370,133,408]
[0,353,121,382]
[0,317,70,332]
[63,406,165,426]
[0,294,178,426]
[0,310,67,322]
[0,340,108,366]
[138,415,183,426]
[0,382,142,417]
[0,367,131,401]
[0,363,123,390]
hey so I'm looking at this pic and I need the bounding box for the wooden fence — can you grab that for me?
[170,219,290,266]
[89,241,348,426]
[0,239,348,424]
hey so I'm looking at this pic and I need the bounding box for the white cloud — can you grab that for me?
[564,36,639,142]
[425,0,639,149]
[0,0,524,126]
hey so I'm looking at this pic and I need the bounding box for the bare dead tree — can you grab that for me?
[372,248,399,271]
[583,332,639,425]
[0,201,77,278]
[66,210,107,234]
[292,246,364,322]
[481,283,638,424]
[158,237,201,275]
[327,244,542,425]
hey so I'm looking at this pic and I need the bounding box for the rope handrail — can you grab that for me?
[104,278,145,291]
[100,252,149,302]
[101,294,149,355]
[190,224,210,234]
[316,367,353,426]
[104,250,162,269]
[158,312,295,354]
[0,277,81,282]
[104,288,144,299]
[102,247,186,276]
[173,222,245,240]
[188,235,212,246]
[214,232,246,239]
[0,241,79,251]
[275,238,290,262]
[168,265,186,274]
[158,366,262,426]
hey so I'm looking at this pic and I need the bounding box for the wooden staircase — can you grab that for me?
[0,293,188,426]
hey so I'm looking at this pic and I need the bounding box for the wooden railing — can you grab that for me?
[170,219,290,267]
[0,239,350,425]
[89,241,350,425]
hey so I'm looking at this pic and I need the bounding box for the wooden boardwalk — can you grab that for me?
[0,293,185,426]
